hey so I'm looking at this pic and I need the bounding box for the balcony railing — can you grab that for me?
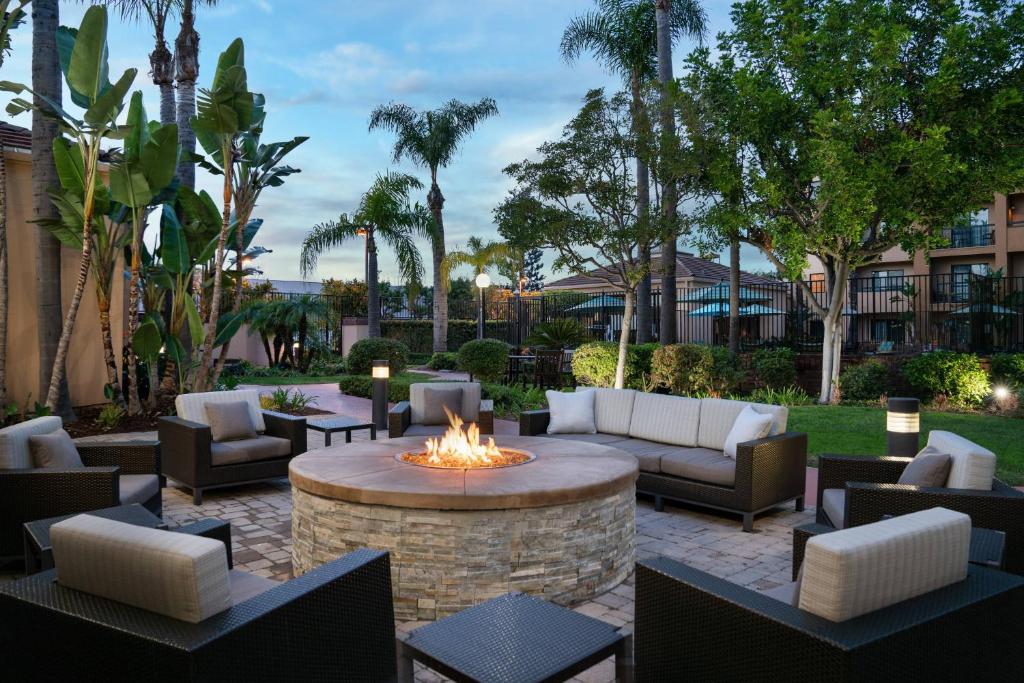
[938,223,995,249]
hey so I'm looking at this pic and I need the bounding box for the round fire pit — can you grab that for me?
[289,435,638,621]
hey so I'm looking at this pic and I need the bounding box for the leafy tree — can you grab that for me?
[3,5,138,411]
[523,248,545,292]
[496,89,667,388]
[686,0,1024,403]
[300,172,433,338]
[442,236,513,340]
[369,97,498,352]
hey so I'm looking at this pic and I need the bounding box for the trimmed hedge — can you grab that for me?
[427,352,459,370]
[990,353,1024,387]
[457,339,511,383]
[752,347,797,390]
[337,373,544,418]
[903,351,990,407]
[346,337,409,375]
[839,360,892,401]
[380,319,505,353]
[571,341,656,389]
[651,344,715,396]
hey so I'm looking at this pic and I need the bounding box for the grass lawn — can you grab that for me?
[789,405,1024,485]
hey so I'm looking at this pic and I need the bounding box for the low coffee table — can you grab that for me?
[307,416,376,446]
[397,592,632,683]
[23,503,166,575]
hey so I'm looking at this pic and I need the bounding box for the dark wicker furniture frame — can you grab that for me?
[389,399,494,438]
[0,440,161,561]
[813,453,1024,574]
[520,409,807,531]
[0,546,396,682]
[635,556,1024,682]
[158,410,306,505]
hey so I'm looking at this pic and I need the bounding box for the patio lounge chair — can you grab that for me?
[0,515,396,682]
[635,509,1024,682]
[158,389,307,504]
[389,381,493,437]
[0,416,161,561]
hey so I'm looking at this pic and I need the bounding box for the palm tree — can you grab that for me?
[0,0,28,410]
[368,98,498,352]
[300,172,433,338]
[279,295,327,373]
[561,0,705,344]
[441,236,513,340]
[174,0,217,189]
[104,0,178,125]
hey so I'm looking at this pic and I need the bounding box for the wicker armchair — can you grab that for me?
[0,417,161,561]
[635,556,1024,682]
[0,542,396,682]
[389,381,493,438]
[807,452,1024,574]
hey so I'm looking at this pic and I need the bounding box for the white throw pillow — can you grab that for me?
[722,404,774,459]
[546,390,597,434]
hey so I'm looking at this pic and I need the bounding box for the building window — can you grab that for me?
[809,273,825,294]
[950,263,991,302]
[871,318,905,344]
[871,269,904,292]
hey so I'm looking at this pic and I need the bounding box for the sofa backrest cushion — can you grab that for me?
[421,386,464,425]
[546,389,597,434]
[410,382,481,424]
[628,393,701,446]
[927,430,996,490]
[576,387,636,435]
[798,507,970,622]
[204,401,258,442]
[177,390,266,433]
[51,514,231,624]
[0,415,63,469]
[29,429,83,468]
[697,399,788,451]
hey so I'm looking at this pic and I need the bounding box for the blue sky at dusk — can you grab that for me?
[3,1,760,286]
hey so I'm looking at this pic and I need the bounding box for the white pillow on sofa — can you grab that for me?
[546,390,597,434]
[723,404,774,459]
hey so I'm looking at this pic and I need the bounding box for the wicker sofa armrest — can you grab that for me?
[817,454,909,503]
[519,409,550,436]
[733,432,808,512]
[478,399,494,435]
[389,401,410,438]
[76,441,160,476]
[262,410,307,456]
[636,556,1024,682]
[157,416,212,482]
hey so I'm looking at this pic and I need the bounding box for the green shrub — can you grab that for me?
[427,352,459,371]
[990,353,1024,387]
[408,352,433,366]
[651,344,715,396]
[260,388,319,412]
[380,319,505,353]
[571,341,654,389]
[747,386,814,406]
[839,360,892,401]
[902,351,990,407]
[524,319,590,349]
[338,373,426,403]
[481,383,547,417]
[709,346,743,395]
[346,337,409,375]
[752,347,797,390]
[457,339,511,382]
[306,355,346,376]
[96,404,125,432]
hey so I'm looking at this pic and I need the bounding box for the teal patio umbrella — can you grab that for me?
[677,283,771,303]
[568,294,626,311]
[739,303,784,316]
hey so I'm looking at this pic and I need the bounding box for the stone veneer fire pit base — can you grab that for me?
[289,435,638,621]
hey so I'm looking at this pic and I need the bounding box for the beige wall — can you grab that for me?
[6,150,125,409]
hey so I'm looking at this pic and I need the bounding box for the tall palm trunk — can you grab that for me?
[655,0,678,344]
[150,22,175,126]
[126,213,144,414]
[631,74,652,344]
[614,290,636,389]
[366,231,381,338]
[97,294,126,409]
[33,0,72,417]
[427,179,447,352]
[194,157,232,391]
[728,238,740,354]
[0,142,8,408]
[174,0,198,190]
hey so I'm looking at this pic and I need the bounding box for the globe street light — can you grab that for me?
[475,272,491,340]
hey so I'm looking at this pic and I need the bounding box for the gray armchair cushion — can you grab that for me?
[119,474,160,506]
[822,488,846,529]
[0,416,63,469]
[897,445,952,487]
[421,386,463,425]
[29,429,83,469]
[210,435,292,466]
[205,401,257,442]
[660,447,736,487]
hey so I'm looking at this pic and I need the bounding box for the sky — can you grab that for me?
[2,0,766,286]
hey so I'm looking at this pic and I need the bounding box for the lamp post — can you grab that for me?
[886,397,920,456]
[372,360,389,430]
[475,272,491,340]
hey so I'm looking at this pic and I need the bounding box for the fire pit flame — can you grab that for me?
[400,407,534,469]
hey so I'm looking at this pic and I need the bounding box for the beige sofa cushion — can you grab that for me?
[927,430,996,490]
[543,432,629,446]
[410,382,481,424]
[210,435,291,466]
[697,398,788,451]
[119,474,160,506]
[177,390,266,433]
[576,387,636,435]
[660,447,736,487]
[798,507,970,622]
[205,401,257,442]
[51,515,231,624]
[628,393,701,446]
[0,415,63,469]
[603,437,681,473]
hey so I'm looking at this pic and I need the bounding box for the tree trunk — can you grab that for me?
[655,0,678,345]
[817,263,849,404]
[427,181,447,352]
[97,300,126,410]
[46,210,94,411]
[33,0,72,417]
[174,0,198,190]
[367,233,381,337]
[0,143,8,408]
[126,210,143,414]
[728,238,740,354]
[614,290,636,389]
[631,74,652,344]
[261,334,273,366]
[151,36,175,126]
[194,158,232,391]
[210,202,252,387]
[146,358,159,410]
[297,316,309,372]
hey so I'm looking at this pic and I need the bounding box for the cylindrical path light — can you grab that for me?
[886,397,920,456]
[372,360,389,430]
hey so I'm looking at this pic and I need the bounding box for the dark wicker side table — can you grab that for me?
[397,592,633,683]
[307,416,376,446]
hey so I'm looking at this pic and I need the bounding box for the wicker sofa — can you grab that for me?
[158,390,306,504]
[389,381,494,438]
[636,510,1024,682]
[520,389,807,531]
[0,416,161,560]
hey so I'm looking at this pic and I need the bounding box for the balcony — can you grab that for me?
[938,223,995,249]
